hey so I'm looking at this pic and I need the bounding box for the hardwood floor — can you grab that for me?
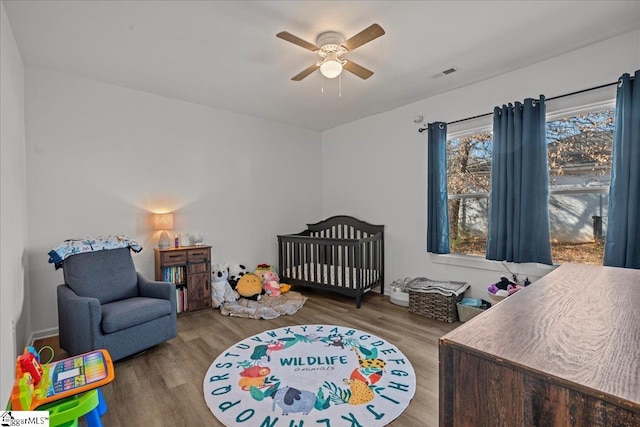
[35,289,460,426]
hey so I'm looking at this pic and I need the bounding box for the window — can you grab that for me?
[447,132,492,253]
[446,105,615,264]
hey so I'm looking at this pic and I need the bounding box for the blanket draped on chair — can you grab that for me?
[48,235,142,269]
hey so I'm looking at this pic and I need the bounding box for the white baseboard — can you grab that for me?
[28,327,59,345]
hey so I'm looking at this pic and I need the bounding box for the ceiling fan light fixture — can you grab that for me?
[318,52,347,79]
[320,61,341,79]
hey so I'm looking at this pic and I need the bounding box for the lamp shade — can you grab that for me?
[153,213,174,230]
[320,52,343,79]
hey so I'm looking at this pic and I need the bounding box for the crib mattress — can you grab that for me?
[284,263,379,288]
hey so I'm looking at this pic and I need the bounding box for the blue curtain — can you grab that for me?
[427,122,450,254]
[486,97,552,265]
[604,70,640,269]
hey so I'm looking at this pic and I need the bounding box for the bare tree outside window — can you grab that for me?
[446,107,614,264]
[547,110,614,182]
[447,133,491,246]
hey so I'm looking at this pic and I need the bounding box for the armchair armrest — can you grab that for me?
[57,284,102,354]
[137,273,176,306]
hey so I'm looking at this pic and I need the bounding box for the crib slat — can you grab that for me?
[315,243,320,284]
[287,241,292,279]
[342,245,346,287]
[348,244,352,288]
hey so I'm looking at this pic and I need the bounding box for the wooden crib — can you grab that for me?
[277,216,384,308]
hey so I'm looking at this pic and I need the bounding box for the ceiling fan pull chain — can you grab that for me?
[321,74,325,93]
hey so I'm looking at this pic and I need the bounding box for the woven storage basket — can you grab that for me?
[456,300,491,322]
[408,290,464,322]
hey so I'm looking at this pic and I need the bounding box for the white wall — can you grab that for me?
[322,30,640,299]
[0,1,29,408]
[25,68,322,334]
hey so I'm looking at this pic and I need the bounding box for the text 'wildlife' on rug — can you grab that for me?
[203,324,416,426]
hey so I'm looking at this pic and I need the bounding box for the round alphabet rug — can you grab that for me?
[203,324,415,426]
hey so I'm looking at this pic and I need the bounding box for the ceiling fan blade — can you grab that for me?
[276,31,319,52]
[343,60,374,80]
[342,24,385,51]
[292,64,320,81]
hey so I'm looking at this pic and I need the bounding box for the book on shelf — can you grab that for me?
[175,286,188,313]
[162,266,186,285]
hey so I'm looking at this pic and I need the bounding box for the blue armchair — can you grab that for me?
[56,247,177,361]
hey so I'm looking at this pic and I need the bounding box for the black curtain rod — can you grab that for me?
[545,80,621,102]
[417,78,631,133]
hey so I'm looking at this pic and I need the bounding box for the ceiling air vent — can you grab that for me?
[432,66,458,79]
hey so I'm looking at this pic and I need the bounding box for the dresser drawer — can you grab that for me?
[188,263,209,274]
[188,248,209,263]
[161,251,187,266]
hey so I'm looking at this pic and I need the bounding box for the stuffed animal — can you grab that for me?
[236,273,265,301]
[262,271,281,297]
[253,263,274,282]
[228,263,249,288]
[279,283,292,294]
[211,263,239,308]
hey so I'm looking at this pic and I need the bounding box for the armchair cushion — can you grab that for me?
[101,297,173,334]
[63,248,138,304]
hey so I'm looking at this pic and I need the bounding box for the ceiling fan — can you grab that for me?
[276,23,385,81]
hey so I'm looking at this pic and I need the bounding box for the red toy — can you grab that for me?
[11,347,114,411]
[18,348,44,384]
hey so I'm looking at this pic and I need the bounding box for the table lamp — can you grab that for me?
[154,213,174,249]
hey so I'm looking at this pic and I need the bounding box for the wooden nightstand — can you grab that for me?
[154,245,211,313]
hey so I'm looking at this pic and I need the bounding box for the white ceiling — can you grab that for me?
[4,1,640,131]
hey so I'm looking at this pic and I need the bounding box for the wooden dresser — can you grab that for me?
[439,263,640,426]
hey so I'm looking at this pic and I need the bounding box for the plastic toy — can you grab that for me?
[10,347,114,411]
[40,388,107,427]
[19,347,44,384]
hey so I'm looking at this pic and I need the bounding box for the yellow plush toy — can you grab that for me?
[235,273,265,301]
[279,283,292,294]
